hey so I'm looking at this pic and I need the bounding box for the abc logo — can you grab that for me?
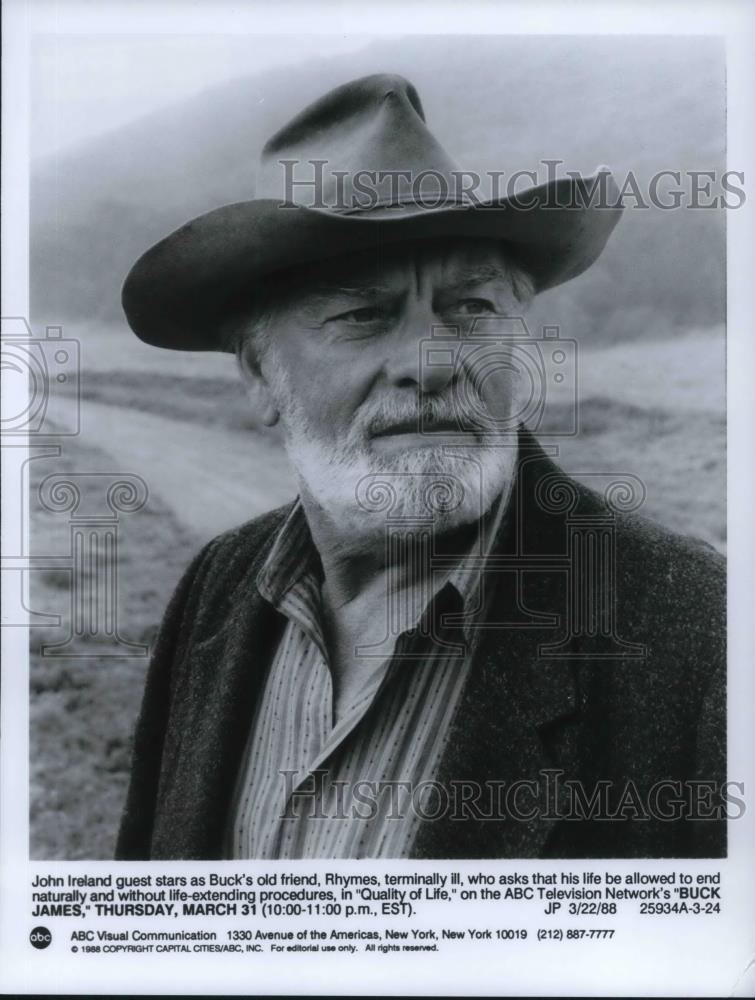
[29,926,52,949]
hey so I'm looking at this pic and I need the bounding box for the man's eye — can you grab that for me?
[334,306,387,324]
[453,298,497,316]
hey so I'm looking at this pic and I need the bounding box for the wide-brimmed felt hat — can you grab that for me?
[122,73,623,352]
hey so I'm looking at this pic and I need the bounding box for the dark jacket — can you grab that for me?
[116,430,726,860]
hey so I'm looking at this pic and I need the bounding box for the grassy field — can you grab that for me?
[29,327,725,858]
[29,441,198,859]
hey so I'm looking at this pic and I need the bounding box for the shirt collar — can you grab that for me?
[257,471,513,626]
[445,477,511,611]
[256,499,321,606]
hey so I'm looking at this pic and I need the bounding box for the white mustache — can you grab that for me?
[361,390,488,437]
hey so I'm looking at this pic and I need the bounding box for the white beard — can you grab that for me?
[287,435,516,538]
[265,351,519,541]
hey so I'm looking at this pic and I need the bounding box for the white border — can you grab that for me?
[2,1,754,995]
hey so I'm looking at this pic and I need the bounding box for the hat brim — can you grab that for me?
[122,172,623,351]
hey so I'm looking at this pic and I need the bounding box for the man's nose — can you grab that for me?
[384,302,455,394]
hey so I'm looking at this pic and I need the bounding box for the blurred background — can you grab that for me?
[27,34,726,858]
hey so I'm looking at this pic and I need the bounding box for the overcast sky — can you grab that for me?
[31,34,375,160]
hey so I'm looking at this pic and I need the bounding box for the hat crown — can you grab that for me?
[256,74,462,211]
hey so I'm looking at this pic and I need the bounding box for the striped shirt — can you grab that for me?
[226,487,509,859]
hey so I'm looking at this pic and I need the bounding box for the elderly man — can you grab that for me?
[117,74,725,860]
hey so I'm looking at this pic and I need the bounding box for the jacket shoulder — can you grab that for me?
[606,508,725,700]
[613,507,725,609]
[537,464,726,681]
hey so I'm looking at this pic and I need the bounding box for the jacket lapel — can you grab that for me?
[412,433,583,859]
[151,509,292,859]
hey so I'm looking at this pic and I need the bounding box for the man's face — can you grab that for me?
[247,237,532,535]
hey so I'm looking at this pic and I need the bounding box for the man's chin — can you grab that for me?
[292,440,513,537]
[366,441,456,473]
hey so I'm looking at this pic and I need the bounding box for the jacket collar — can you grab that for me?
[411,429,583,858]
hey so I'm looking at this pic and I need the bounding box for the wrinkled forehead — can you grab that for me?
[278,236,515,302]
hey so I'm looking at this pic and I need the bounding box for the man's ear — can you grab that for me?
[237,340,280,428]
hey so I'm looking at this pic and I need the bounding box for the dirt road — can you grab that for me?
[54,396,295,542]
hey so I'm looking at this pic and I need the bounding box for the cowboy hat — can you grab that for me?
[122,73,623,352]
